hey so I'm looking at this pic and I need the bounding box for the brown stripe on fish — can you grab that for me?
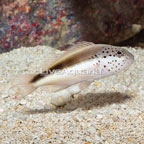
[30,43,105,83]
[30,63,64,83]
[30,53,83,83]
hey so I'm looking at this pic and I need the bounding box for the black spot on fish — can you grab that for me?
[103,56,107,58]
[30,73,46,83]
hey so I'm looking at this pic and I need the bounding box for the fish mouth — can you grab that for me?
[124,49,134,65]
[128,52,134,65]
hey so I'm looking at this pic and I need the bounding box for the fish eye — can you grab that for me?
[117,51,122,55]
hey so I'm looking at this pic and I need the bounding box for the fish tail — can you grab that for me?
[11,74,37,99]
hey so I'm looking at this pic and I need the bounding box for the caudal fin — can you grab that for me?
[11,74,37,99]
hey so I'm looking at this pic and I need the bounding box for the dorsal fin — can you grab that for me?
[47,41,98,69]
[63,41,96,55]
[42,41,96,71]
[42,51,64,71]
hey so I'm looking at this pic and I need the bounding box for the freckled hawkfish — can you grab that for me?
[14,41,134,99]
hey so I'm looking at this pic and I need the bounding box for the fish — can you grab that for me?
[14,41,134,100]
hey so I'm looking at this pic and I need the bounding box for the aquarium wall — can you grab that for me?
[0,0,144,52]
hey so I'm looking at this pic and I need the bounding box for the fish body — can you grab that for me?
[15,42,134,99]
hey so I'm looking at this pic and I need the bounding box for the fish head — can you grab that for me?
[96,45,134,77]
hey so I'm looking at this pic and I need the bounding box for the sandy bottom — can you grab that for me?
[0,45,144,144]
